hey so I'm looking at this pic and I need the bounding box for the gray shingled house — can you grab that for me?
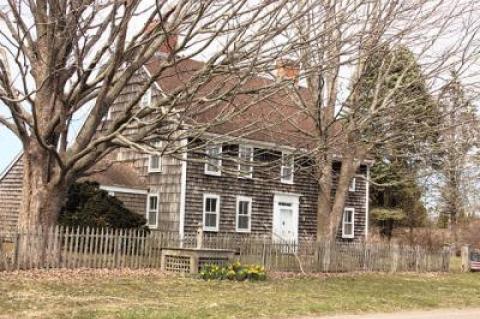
[0,55,371,243]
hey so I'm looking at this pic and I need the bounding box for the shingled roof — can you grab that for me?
[144,57,325,150]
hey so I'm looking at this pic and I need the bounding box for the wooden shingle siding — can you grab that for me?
[332,163,368,241]
[184,141,368,241]
[0,155,23,233]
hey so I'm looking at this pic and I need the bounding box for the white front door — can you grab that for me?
[272,194,299,244]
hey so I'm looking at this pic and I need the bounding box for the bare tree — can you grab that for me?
[436,72,478,240]
[0,0,315,229]
[279,0,480,240]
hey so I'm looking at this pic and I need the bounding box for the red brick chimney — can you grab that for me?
[145,20,178,54]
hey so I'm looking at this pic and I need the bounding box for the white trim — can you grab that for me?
[272,194,299,244]
[204,144,222,176]
[0,152,23,181]
[365,166,370,240]
[140,87,152,108]
[146,193,160,229]
[238,144,254,179]
[342,207,355,239]
[179,139,188,239]
[99,185,148,195]
[272,191,303,197]
[349,177,356,192]
[142,65,164,92]
[280,151,294,184]
[148,154,162,173]
[235,196,252,233]
[203,193,220,232]
[203,132,299,153]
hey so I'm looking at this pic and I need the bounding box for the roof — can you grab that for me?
[80,162,147,191]
[144,57,325,150]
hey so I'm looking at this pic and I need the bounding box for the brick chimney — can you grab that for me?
[145,20,178,55]
[276,58,299,82]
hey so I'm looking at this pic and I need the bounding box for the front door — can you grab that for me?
[272,194,299,244]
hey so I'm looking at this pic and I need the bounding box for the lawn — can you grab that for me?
[0,269,479,319]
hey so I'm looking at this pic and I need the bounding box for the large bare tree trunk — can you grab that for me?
[316,159,332,240]
[17,145,68,230]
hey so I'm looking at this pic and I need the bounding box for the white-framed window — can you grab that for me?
[148,141,162,173]
[203,194,220,231]
[205,144,222,176]
[238,145,254,178]
[349,177,356,192]
[236,196,252,232]
[342,207,355,239]
[140,87,152,108]
[146,194,159,228]
[281,152,294,184]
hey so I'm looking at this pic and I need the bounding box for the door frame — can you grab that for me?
[272,193,300,244]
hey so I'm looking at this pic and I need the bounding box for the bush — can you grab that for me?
[58,182,148,230]
[200,261,266,281]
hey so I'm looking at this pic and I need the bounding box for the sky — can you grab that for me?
[0,125,21,174]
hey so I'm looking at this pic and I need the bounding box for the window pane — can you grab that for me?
[344,211,353,223]
[239,201,249,215]
[205,197,217,212]
[149,196,158,210]
[148,211,157,226]
[282,167,292,180]
[205,213,217,227]
[238,215,249,229]
[150,155,160,170]
[206,146,221,172]
[344,224,353,236]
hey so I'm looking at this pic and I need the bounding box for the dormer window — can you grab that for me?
[148,141,162,173]
[141,88,152,108]
[205,144,222,176]
[238,145,253,178]
[281,152,294,184]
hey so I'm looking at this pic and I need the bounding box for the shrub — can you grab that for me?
[200,261,266,281]
[58,182,148,230]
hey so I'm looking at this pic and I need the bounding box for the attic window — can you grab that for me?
[148,141,162,173]
[281,152,294,184]
[238,145,253,178]
[141,88,152,108]
[205,144,222,176]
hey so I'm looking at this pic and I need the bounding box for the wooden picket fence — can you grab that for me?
[0,226,450,273]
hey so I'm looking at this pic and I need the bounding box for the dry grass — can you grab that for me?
[0,269,479,318]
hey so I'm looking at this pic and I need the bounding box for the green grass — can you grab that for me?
[0,270,479,318]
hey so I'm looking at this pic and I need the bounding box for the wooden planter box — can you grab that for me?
[161,248,235,273]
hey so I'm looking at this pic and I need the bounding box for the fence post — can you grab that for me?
[196,225,203,249]
[390,244,400,273]
[461,245,470,273]
[442,244,451,272]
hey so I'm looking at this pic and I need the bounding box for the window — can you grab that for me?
[147,194,159,228]
[281,152,294,184]
[349,177,356,192]
[148,141,162,173]
[203,194,220,231]
[108,191,115,197]
[205,144,222,176]
[236,196,252,232]
[140,88,152,108]
[342,208,355,239]
[238,145,253,178]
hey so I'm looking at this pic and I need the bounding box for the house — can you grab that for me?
[0,52,371,244]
